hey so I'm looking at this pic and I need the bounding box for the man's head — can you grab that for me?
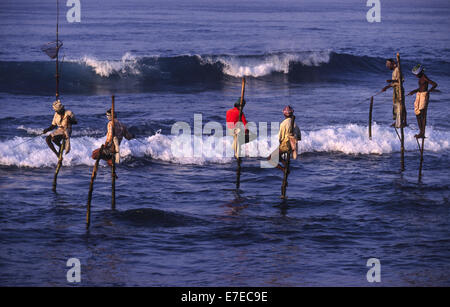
[52,100,64,114]
[412,64,424,78]
[234,97,246,109]
[283,105,294,117]
[106,108,117,121]
[386,59,396,70]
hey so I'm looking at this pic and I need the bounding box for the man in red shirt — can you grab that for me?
[226,98,249,142]
[226,98,247,128]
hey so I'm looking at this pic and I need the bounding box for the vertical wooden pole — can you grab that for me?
[281,153,290,199]
[55,0,60,100]
[281,115,295,199]
[369,96,374,139]
[418,113,426,181]
[52,139,65,192]
[396,53,405,171]
[418,137,425,181]
[400,127,405,171]
[86,146,102,228]
[236,77,246,190]
[236,158,241,189]
[111,95,116,210]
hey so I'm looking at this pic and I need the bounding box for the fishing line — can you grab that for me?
[12,134,44,148]
[360,89,384,104]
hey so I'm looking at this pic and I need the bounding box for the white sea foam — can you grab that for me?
[299,123,450,155]
[73,52,141,77]
[200,51,331,77]
[17,125,103,137]
[1,124,449,168]
[71,51,331,78]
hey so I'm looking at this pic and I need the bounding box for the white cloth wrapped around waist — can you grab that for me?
[414,91,429,115]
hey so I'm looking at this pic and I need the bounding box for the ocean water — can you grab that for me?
[0,0,449,286]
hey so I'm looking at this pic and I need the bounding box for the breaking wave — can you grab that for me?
[1,124,449,168]
[71,52,141,78]
[1,51,435,94]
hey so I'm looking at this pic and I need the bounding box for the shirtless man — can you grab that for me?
[91,108,134,166]
[407,64,438,138]
[43,100,77,157]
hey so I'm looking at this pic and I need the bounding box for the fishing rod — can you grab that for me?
[361,89,384,103]
[12,134,44,148]
[236,77,246,190]
[135,138,147,146]
[55,0,60,99]
[133,129,162,145]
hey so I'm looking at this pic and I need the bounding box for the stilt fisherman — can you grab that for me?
[226,97,255,157]
[92,108,134,166]
[43,100,77,157]
[381,59,407,128]
[267,106,301,171]
[407,64,438,138]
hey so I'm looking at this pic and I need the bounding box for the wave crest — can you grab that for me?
[1,124,449,168]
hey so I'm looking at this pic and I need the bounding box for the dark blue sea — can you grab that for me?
[0,0,449,286]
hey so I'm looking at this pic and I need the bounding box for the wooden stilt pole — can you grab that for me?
[55,0,60,100]
[368,96,374,139]
[52,139,65,192]
[396,53,405,171]
[86,146,102,228]
[418,137,425,181]
[400,126,405,171]
[111,95,116,210]
[236,157,242,189]
[281,115,295,199]
[236,77,246,190]
[281,153,291,199]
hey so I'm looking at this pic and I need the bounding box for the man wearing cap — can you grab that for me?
[267,106,301,171]
[43,100,77,156]
[381,59,407,128]
[91,108,134,166]
[407,64,438,138]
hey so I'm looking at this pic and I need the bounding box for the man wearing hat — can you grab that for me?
[267,105,301,171]
[91,108,134,166]
[381,59,407,128]
[407,64,438,138]
[43,100,77,156]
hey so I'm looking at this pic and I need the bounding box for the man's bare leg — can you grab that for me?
[276,154,287,172]
[46,135,60,157]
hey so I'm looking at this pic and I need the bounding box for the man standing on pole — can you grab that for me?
[381,59,407,128]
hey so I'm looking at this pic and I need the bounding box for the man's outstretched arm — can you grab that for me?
[43,125,56,134]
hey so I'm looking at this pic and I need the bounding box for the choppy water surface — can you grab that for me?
[0,0,449,286]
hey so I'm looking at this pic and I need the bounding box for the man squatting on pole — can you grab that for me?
[92,108,135,166]
[43,100,77,157]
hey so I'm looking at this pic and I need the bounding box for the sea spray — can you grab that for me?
[1,124,449,168]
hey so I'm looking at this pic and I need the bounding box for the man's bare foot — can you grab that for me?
[276,165,285,172]
[415,133,425,139]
